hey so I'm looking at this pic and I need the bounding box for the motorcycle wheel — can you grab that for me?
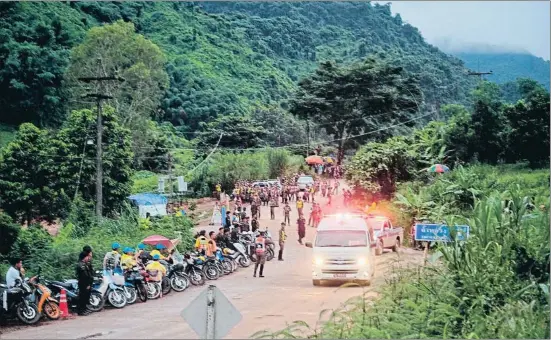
[189,269,206,286]
[43,300,61,320]
[107,289,127,308]
[221,259,233,274]
[136,283,148,302]
[170,275,188,292]
[267,248,275,261]
[230,259,238,272]
[16,302,41,325]
[238,255,251,268]
[203,263,220,280]
[88,291,105,312]
[147,282,161,299]
[162,277,171,296]
[124,286,138,305]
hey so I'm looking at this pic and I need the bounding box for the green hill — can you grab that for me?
[454,51,550,90]
[0,1,477,130]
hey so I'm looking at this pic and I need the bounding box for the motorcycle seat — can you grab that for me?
[51,281,75,289]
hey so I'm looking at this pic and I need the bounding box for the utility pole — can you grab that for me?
[78,59,124,218]
[306,114,310,157]
[468,70,493,80]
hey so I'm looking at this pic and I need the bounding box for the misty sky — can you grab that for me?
[376,1,550,60]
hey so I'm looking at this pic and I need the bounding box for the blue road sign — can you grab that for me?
[414,224,470,242]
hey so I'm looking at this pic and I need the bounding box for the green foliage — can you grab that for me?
[191,151,269,194]
[2,206,195,280]
[52,107,134,216]
[196,114,267,150]
[266,149,290,178]
[0,124,16,149]
[0,1,477,131]
[0,123,70,223]
[345,136,416,198]
[290,58,423,162]
[64,20,169,159]
[0,212,20,255]
[131,170,159,194]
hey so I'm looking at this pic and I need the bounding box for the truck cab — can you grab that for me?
[365,215,403,256]
[305,214,375,286]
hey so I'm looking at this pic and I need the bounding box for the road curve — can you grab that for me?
[1,188,423,339]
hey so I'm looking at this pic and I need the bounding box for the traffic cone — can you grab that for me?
[59,289,70,318]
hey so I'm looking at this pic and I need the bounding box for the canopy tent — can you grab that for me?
[128,193,168,218]
[305,155,324,165]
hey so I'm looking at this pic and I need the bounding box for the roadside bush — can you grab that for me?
[267,149,290,178]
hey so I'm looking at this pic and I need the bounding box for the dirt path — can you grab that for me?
[1,185,424,339]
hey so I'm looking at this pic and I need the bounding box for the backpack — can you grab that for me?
[255,238,266,255]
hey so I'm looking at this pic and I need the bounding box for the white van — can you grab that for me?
[305,214,375,286]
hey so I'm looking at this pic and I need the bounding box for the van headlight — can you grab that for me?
[313,257,324,266]
[357,257,367,266]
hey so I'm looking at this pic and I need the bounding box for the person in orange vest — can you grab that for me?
[296,197,304,217]
[194,230,208,255]
[253,231,273,277]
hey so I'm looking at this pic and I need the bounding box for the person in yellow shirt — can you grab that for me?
[149,243,168,260]
[121,247,137,270]
[296,198,304,217]
[195,230,208,255]
[145,254,166,282]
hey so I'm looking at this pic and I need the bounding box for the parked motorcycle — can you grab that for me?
[27,271,60,320]
[46,279,104,313]
[91,271,127,309]
[0,279,41,325]
[183,254,206,286]
[231,242,251,267]
[125,266,148,303]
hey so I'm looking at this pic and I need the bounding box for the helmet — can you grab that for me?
[138,243,146,250]
[112,242,121,250]
[123,247,130,254]
[156,243,166,250]
[152,254,160,260]
[128,248,135,253]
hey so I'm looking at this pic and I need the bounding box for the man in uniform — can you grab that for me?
[278,222,286,261]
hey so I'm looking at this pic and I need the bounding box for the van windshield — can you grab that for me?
[315,230,367,247]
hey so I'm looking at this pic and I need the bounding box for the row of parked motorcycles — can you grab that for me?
[0,229,275,325]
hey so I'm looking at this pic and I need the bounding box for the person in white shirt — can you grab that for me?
[3,258,22,311]
[5,258,22,288]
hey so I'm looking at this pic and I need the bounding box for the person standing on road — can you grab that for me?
[253,231,273,277]
[76,248,94,316]
[269,197,277,220]
[297,216,306,245]
[296,197,304,217]
[278,223,286,261]
[334,180,340,195]
[283,202,291,226]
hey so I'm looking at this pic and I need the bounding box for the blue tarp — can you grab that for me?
[127,193,168,206]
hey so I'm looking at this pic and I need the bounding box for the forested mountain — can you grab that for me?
[0,1,477,131]
[454,51,550,90]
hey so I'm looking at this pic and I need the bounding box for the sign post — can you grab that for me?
[414,224,470,265]
[181,285,241,339]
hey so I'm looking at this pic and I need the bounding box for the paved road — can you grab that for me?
[1,189,422,339]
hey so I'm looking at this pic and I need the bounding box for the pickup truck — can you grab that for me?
[364,215,403,255]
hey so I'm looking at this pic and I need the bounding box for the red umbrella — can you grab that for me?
[305,155,324,165]
[142,235,172,248]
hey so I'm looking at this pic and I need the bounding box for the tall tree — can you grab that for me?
[0,124,70,223]
[290,58,422,163]
[196,115,267,151]
[64,20,169,160]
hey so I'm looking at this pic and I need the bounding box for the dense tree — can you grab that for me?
[64,20,169,157]
[503,82,550,167]
[0,124,70,223]
[51,107,134,216]
[0,212,20,255]
[196,114,267,150]
[290,58,423,163]
[251,107,308,147]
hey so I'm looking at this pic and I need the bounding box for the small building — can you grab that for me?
[127,193,168,218]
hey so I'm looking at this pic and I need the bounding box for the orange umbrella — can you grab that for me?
[305,155,324,165]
